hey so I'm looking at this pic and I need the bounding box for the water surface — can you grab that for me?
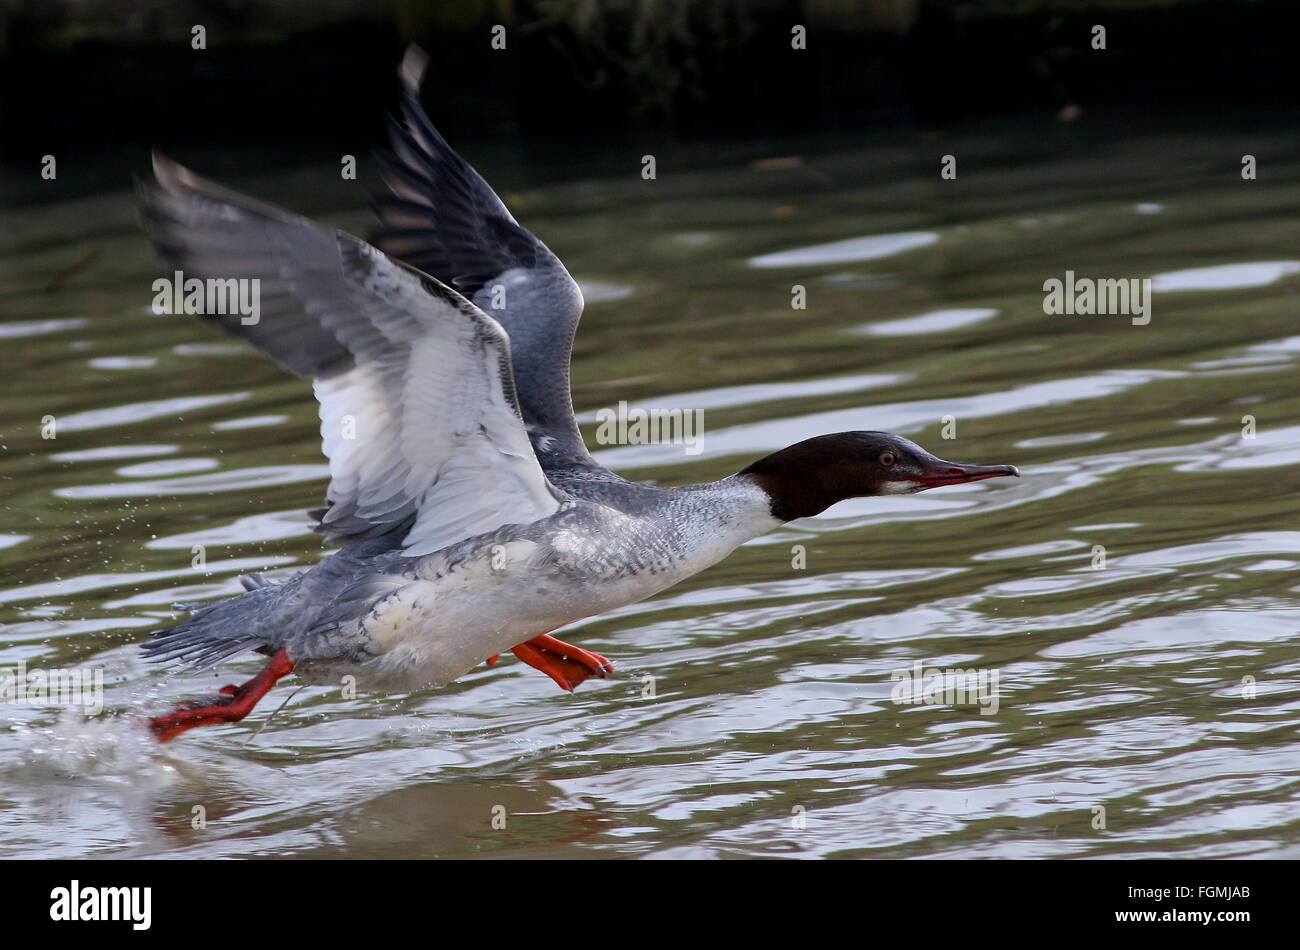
[2,117,1299,858]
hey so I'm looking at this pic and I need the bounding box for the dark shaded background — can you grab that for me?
[1,0,1298,198]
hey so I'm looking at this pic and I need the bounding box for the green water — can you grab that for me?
[1,117,1299,858]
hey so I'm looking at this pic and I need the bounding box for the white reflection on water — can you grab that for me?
[575,371,906,420]
[4,128,1300,861]
[0,556,299,606]
[88,356,158,370]
[594,369,1177,467]
[115,458,219,478]
[855,308,998,337]
[55,464,330,499]
[51,445,179,462]
[145,509,315,549]
[56,393,249,432]
[0,318,86,338]
[575,279,635,303]
[212,414,289,430]
[1151,260,1300,292]
[748,231,938,268]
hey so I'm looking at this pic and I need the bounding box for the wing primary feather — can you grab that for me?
[138,153,565,554]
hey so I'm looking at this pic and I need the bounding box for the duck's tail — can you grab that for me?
[141,577,291,672]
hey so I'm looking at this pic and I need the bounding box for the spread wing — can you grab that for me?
[369,45,590,465]
[138,153,563,557]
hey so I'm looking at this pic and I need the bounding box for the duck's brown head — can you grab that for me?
[740,431,1019,522]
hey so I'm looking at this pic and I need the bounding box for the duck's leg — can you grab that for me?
[148,649,294,743]
[511,634,613,692]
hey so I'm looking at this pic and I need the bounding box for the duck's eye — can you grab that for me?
[879,452,896,467]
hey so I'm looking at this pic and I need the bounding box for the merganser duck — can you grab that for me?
[137,47,1020,742]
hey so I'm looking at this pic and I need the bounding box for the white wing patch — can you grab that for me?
[316,243,561,555]
[140,154,563,555]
